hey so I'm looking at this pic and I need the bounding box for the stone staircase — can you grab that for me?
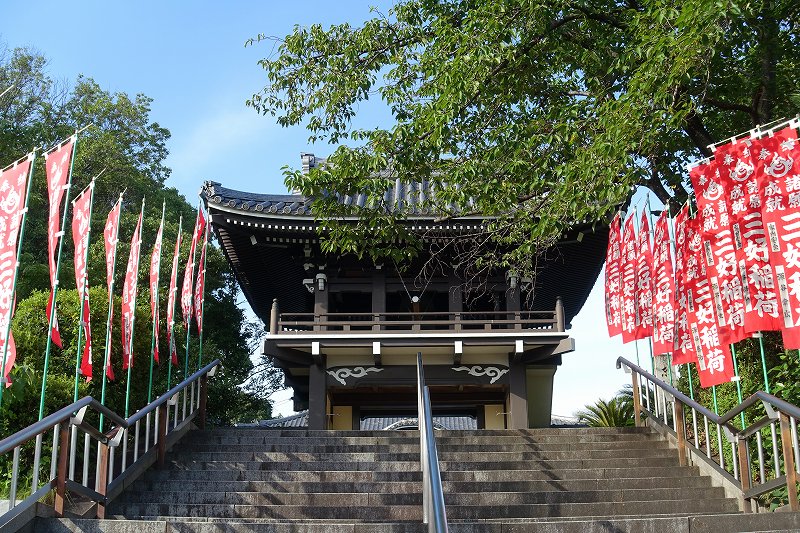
[36,426,800,532]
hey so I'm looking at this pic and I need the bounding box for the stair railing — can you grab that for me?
[617,356,800,512]
[0,358,221,531]
[416,352,448,532]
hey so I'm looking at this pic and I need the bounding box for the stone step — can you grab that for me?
[140,464,700,483]
[200,427,653,437]
[130,474,713,494]
[177,439,670,453]
[34,512,800,533]
[114,486,726,507]
[191,433,660,446]
[168,447,675,463]
[108,498,740,521]
[162,455,679,472]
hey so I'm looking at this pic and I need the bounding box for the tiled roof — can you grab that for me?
[201,179,464,219]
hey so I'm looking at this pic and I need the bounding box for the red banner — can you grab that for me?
[72,186,93,381]
[673,205,698,365]
[103,200,121,380]
[692,275,736,388]
[122,210,143,369]
[690,160,747,344]
[181,209,206,325]
[634,211,654,340]
[687,162,737,387]
[0,157,31,386]
[166,228,182,365]
[193,225,208,334]
[620,213,638,343]
[45,138,74,348]
[652,210,675,355]
[757,124,800,348]
[714,138,783,334]
[604,213,623,337]
[150,216,164,364]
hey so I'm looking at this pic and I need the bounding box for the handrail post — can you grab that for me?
[96,441,109,519]
[198,375,208,430]
[737,437,751,513]
[555,296,565,331]
[631,371,642,427]
[53,422,69,516]
[675,400,687,467]
[780,412,799,511]
[157,402,168,467]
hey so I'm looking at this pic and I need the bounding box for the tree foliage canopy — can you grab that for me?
[0,46,277,434]
[250,0,800,272]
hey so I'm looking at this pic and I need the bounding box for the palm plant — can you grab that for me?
[576,394,635,427]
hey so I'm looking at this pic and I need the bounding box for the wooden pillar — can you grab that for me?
[314,274,328,332]
[198,375,208,430]
[372,269,385,332]
[738,438,751,512]
[674,400,687,466]
[631,372,642,427]
[54,422,70,516]
[780,413,799,511]
[95,441,110,519]
[555,296,565,332]
[157,403,168,467]
[506,283,521,330]
[449,275,462,332]
[308,357,327,430]
[507,361,528,429]
[269,299,279,334]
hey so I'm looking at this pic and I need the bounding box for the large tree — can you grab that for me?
[249,0,800,275]
[0,46,276,433]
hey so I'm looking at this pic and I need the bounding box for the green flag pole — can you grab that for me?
[39,134,78,421]
[147,201,166,404]
[99,193,124,432]
[0,151,36,409]
[730,343,746,428]
[196,220,209,371]
[754,333,770,393]
[124,199,145,419]
[71,180,97,402]
[166,216,183,393]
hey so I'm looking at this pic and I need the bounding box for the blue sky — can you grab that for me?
[0,1,638,417]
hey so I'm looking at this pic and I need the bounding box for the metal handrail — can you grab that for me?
[416,352,448,532]
[0,358,221,531]
[617,356,800,512]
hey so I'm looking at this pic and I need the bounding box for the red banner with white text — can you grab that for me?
[122,210,143,369]
[687,162,737,387]
[756,124,800,348]
[45,138,75,348]
[72,186,93,381]
[181,209,206,325]
[193,225,207,334]
[103,200,121,380]
[652,210,675,355]
[714,138,783,334]
[672,205,698,365]
[0,157,32,386]
[166,228,182,365]
[634,211,654,340]
[604,213,623,337]
[620,213,638,343]
[150,215,164,364]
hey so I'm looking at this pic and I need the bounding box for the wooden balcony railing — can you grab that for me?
[269,297,565,334]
